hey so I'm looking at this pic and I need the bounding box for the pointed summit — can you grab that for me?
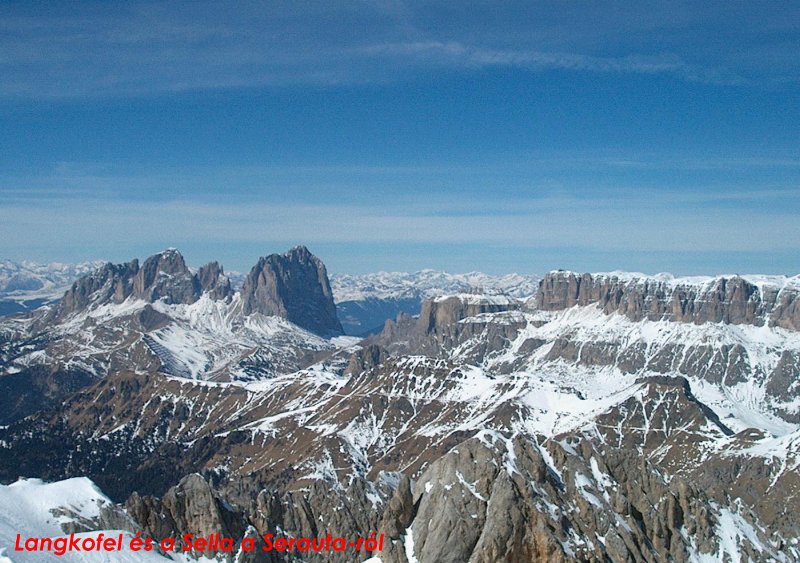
[133,249,196,303]
[241,246,343,337]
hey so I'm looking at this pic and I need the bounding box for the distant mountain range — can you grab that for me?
[329,270,540,301]
[0,259,105,316]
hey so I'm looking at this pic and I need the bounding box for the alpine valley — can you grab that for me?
[1,246,800,562]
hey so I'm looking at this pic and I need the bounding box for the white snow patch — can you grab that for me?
[403,528,419,563]
[0,477,185,562]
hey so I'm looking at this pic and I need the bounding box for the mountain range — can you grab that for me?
[0,259,540,337]
[1,247,799,562]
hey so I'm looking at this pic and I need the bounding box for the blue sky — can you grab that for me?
[1,1,799,275]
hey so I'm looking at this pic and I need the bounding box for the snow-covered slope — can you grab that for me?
[0,248,355,425]
[0,478,175,563]
[2,263,800,561]
[3,292,339,382]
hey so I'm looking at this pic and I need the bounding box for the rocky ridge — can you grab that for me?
[537,270,800,329]
[53,249,232,319]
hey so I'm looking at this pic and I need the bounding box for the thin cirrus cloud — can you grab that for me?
[0,40,743,99]
[0,2,779,98]
[355,41,744,85]
[1,192,797,259]
[4,156,798,213]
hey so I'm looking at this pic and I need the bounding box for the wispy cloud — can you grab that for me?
[2,157,798,272]
[357,41,744,84]
[2,2,791,98]
[3,155,798,210]
[2,190,797,258]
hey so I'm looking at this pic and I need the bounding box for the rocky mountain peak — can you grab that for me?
[286,244,313,260]
[4,257,800,560]
[133,248,198,304]
[241,246,343,337]
[54,249,232,318]
[54,259,138,318]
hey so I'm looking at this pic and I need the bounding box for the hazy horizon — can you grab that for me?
[3,245,800,279]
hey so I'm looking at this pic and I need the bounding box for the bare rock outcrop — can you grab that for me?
[126,473,247,551]
[536,271,800,329]
[372,294,524,361]
[241,246,343,337]
[53,249,233,318]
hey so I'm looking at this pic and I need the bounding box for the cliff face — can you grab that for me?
[56,260,140,315]
[417,295,519,335]
[369,294,525,363]
[2,368,784,562]
[54,246,343,336]
[241,245,343,337]
[55,249,232,318]
[536,271,800,329]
